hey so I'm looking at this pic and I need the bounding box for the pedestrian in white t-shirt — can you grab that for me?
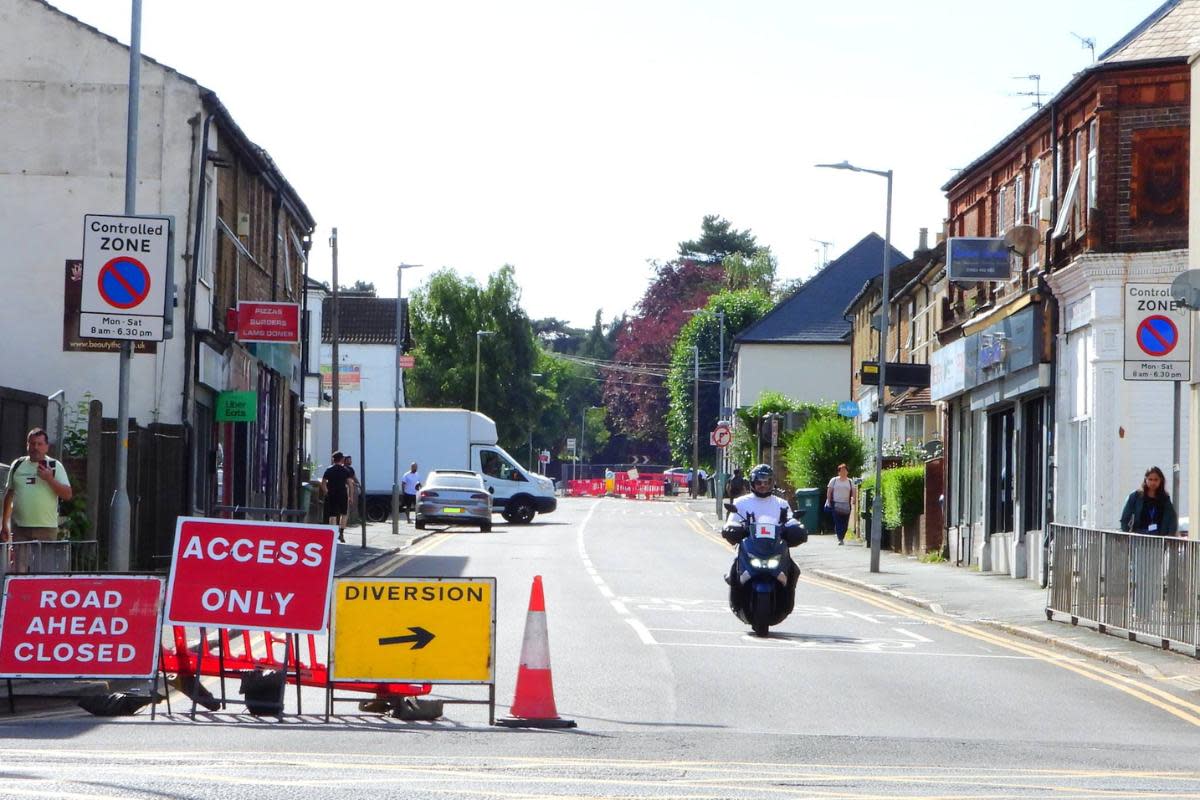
[826,464,856,545]
[400,463,422,524]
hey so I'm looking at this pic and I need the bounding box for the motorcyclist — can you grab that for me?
[724,464,798,537]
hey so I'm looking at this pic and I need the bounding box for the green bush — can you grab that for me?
[861,466,925,529]
[728,393,836,490]
[784,416,866,488]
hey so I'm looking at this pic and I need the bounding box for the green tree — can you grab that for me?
[722,249,777,293]
[785,416,866,488]
[408,266,538,453]
[665,290,775,465]
[678,214,758,263]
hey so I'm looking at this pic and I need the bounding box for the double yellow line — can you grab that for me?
[355,533,449,575]
[678,509,1200,728]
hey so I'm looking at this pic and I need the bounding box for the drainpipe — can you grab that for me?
[182,112,215,514]
[269,190,282,301]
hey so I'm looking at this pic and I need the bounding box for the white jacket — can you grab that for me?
[730,493,796,526]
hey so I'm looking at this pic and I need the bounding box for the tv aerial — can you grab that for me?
[810,238,833,269]
[1011,74,1043,109]
[1071,32,1096,63]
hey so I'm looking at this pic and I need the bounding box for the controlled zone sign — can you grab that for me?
[165,517,337,634]
[79,214,173,341]
[331,577,495,683]
[0,575,164,679]
[1124,283,1192,381]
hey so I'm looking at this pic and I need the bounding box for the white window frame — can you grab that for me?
[997,185,1008,235]
[1087,120,1098,221]
[1053,162,1081,240]
[199,173,216,287]
[1014,173,1025,225]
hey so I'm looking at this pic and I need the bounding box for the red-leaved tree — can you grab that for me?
[603,259,724,461]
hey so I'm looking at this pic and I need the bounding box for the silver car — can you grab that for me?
[415,470,493,532]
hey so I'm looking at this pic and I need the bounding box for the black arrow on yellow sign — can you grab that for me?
[378,626,435,649]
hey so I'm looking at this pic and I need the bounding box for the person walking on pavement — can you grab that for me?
[320,451,355,542]
[725,467,748,499]
[825,463,857,545]
[400,462,421,524]
[344,455,359,524]
[2,428,73,573]
[697,467,709,497]
[1119,466,1180,536]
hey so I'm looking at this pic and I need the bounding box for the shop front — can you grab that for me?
[932,299,1053,579]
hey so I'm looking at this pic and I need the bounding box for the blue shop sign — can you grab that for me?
[947,237,1011,282]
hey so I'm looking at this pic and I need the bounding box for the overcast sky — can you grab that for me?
[51,0,1162,328]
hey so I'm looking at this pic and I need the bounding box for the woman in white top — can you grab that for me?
[826,464,856,545]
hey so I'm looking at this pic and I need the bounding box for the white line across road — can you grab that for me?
[576,499,657,645]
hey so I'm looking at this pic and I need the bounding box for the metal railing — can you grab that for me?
[1047,523,1199,654]
[211,505,307,522]
[1,539,101,576]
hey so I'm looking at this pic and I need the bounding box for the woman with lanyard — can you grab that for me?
[1119,466,1181,536]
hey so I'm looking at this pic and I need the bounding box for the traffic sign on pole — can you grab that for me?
[79,214,173,342]
[1124,283,1191,380]
[711,424,732,448]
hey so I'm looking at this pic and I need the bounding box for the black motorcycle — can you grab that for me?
[722,503,806,637]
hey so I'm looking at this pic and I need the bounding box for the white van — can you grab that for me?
[309,408,556,524]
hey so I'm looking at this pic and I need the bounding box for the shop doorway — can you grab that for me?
[987,408,1015,536]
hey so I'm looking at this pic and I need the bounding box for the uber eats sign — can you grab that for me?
[216,391,257,422]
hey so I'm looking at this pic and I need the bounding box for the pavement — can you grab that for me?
[675,497,1200,686]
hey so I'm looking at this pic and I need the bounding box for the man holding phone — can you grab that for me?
[2,428,73,572]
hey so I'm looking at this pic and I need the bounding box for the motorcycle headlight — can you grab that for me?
[749,556,782,569]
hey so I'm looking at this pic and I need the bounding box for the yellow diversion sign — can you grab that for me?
[331,577,495,683]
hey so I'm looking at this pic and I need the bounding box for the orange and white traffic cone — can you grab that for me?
[496,575,576,728]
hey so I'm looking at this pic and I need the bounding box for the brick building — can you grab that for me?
[932,0,1193,577]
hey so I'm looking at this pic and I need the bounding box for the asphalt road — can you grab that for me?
[2,497,1200,798]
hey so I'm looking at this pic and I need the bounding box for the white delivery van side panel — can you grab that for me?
[397,410,472,472]
[467,412,498,446]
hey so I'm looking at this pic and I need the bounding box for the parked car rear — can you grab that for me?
[416,470,493,532]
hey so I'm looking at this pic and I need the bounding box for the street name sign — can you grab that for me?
[235,301,300,343]
[79,214,173,341]
[331,577,496,683]
[165,517,337,634]
[0,575,164,679]
[1124,283,1192,381]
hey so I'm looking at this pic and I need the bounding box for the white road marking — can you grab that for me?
[894,627,933,643]
[577,499,658,645]
[847,611,881,624]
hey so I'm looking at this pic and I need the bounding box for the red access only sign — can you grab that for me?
[235,301,300,343]
[165,517,337,633]
[0,575,164,679]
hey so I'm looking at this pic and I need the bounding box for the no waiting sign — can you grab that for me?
[1124,283,1192,381]
[79,214,173,342]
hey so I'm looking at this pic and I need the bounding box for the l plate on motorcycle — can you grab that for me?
[754,523,775,538]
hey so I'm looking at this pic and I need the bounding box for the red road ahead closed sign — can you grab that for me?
[0,575,164,679]
[165,518,337,634]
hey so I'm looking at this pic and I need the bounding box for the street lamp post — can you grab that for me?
[528,373,543,468]
[580,405,602,483]
[691,345,699,499]
[475,330,496,412]
[686,308,726,507]
[816,160,893,574]
[392,263,424,536]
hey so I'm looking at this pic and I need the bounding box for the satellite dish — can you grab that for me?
[1170,270,1200,310]
[1003,224,1040,257]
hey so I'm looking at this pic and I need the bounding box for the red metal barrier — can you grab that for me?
[160,626,430,698]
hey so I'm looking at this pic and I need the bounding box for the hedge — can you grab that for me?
[861,465,924,529]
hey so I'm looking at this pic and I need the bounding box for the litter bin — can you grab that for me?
[793,487,822,533]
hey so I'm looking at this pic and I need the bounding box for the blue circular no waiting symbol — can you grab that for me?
[1136,315,1178,357]
[97,256,151,310]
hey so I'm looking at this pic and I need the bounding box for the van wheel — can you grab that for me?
[480,521,492,533]
[365,500,390,523]
[502,499,535,525]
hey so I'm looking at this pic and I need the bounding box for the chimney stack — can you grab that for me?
[917,227,929,252]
